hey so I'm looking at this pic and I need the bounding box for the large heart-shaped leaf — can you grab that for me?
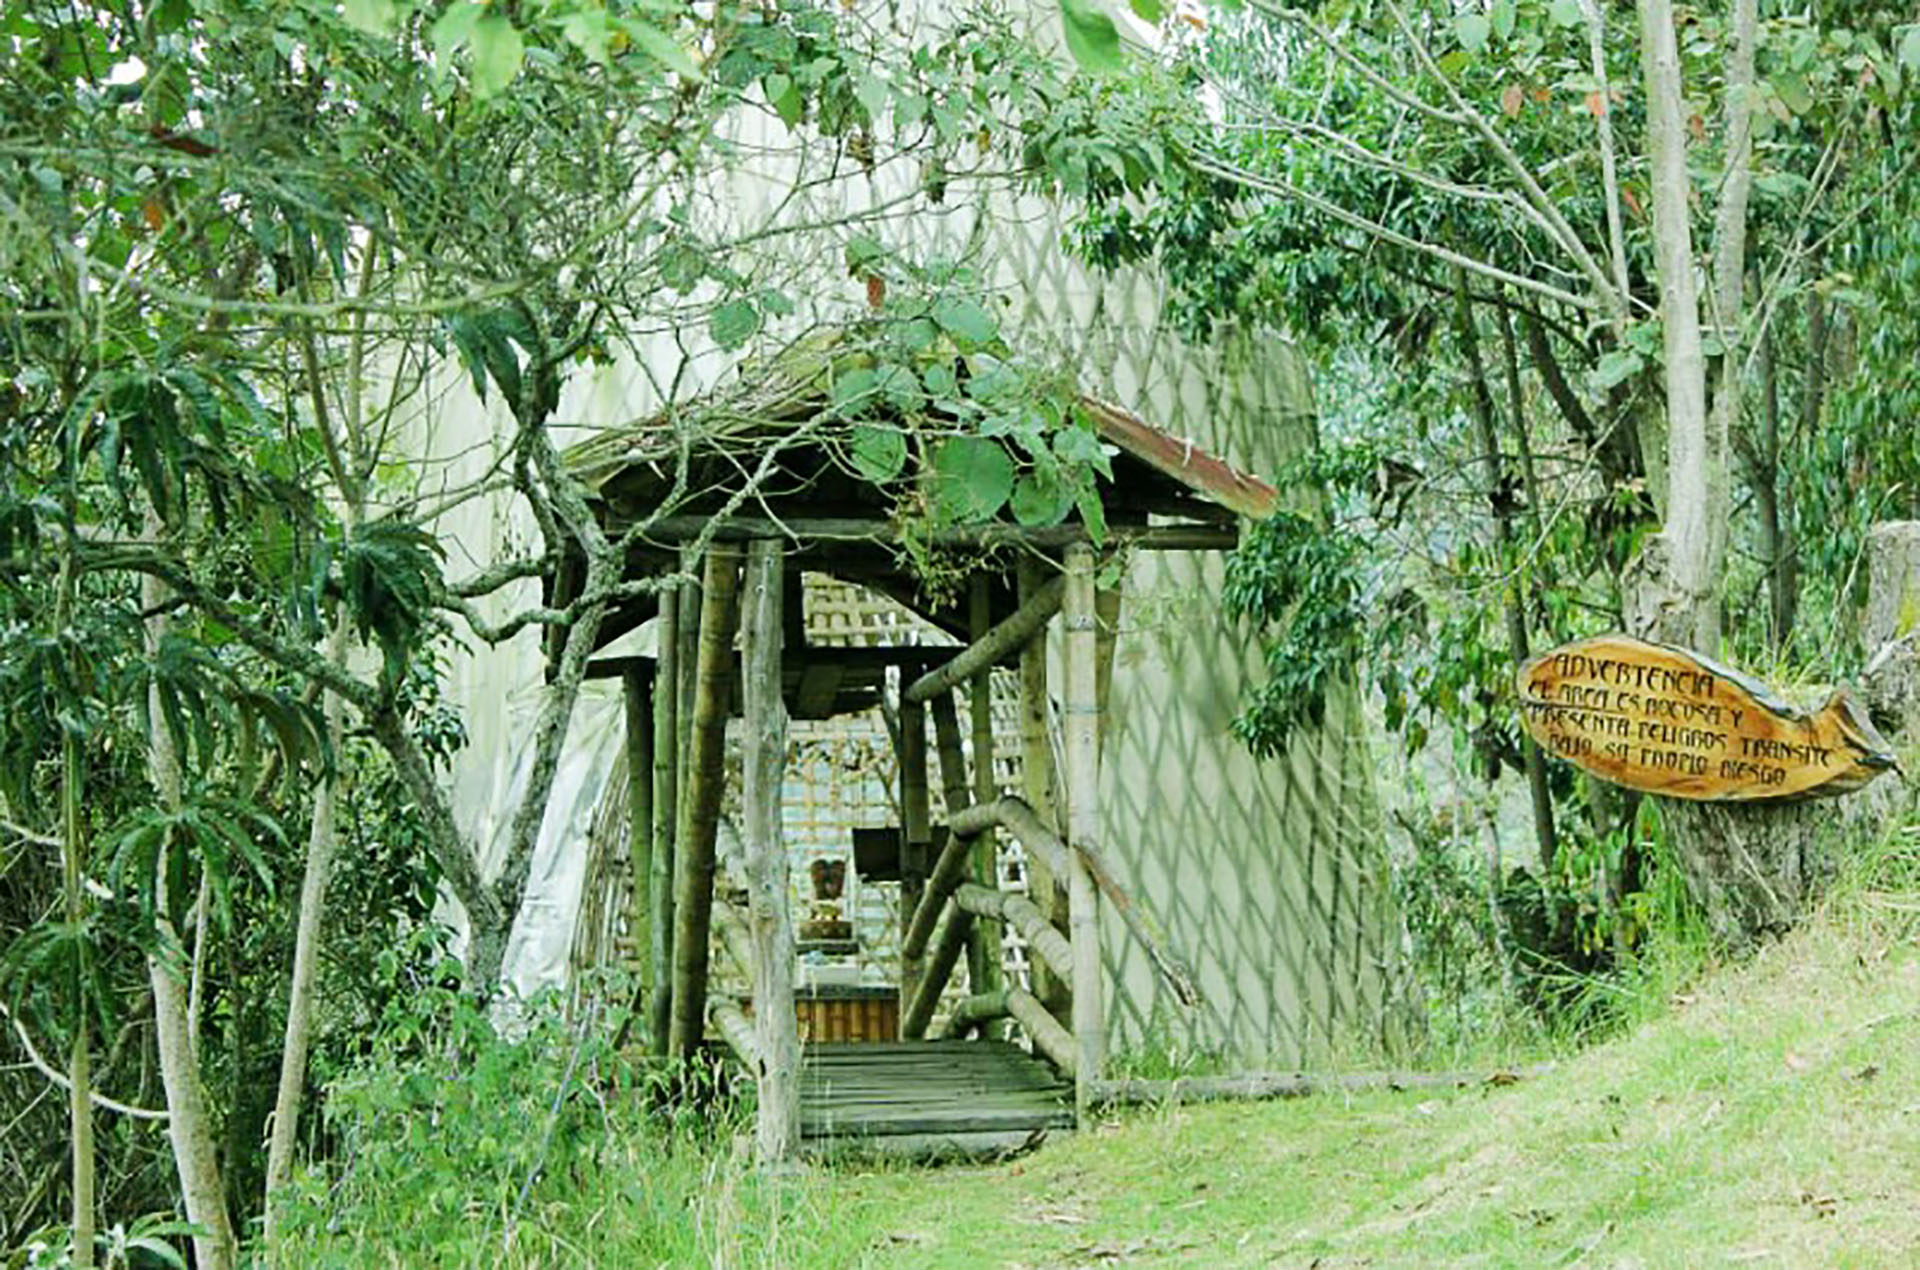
[932,436,1015,523]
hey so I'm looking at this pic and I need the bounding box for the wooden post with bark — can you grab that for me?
[741,539,798,1165]
[668,546,743,1060]
[966,576,1003,1037]
[648,585,679,1054]
[1016,556,1070,1017]
[898,692,931,1029]
[622,664,654,1033]
[1062,544,1105,1120]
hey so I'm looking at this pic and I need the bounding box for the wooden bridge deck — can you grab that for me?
[798,1040,1073,1157]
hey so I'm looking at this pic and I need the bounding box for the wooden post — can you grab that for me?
[648,587,679,1054]
[898,692,931,1031]
[1016,556,1069,1017]
[742,539,797,1165]
[1062,543,1105,1121]
[966,576,1002,1038]
[622,665,654,1037]
[667,546,743,1061]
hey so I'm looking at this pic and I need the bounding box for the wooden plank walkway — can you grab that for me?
[799,1040,1073,1155]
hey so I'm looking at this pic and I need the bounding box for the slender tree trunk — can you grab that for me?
[1455,271,1557,874]
[143,568,237,1270]
[1630,0,1720,650]
[262,617,348,1238]
[648,586,680,1054]
[1016,558,1069,1018]
[58,545,94,1270]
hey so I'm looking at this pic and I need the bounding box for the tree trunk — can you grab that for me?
[262,619,347,1237]
[143,570,237,1270]
[1629,0,1721,652]
[1455,270,1557,875]
[741,540,798,1165]
[56,542,95,1270]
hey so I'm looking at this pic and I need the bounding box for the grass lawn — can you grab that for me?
[812,920,1920,1268]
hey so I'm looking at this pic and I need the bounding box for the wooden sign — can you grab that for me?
[1516,635,1898,801]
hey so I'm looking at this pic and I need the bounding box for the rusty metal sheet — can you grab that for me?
[1516,635,1897,801]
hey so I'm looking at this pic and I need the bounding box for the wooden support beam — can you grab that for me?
[966,577,1002,1038]
[712,899,759,984]
[1016,555,1069,1019]
[954,883,1072,987]
[742,538,797,1165]
[899,787,998,963]
[939,988,1076,1079]
[897,692,930,1028]
[903,576,1064,706]
[1063,543,1105,1120]
[648,587,679,1055]
[901,900,973,1040]
[667,546,743,1061]
[610,516,1241,552]
[623,666,654,1026]
[710,997,760,1069]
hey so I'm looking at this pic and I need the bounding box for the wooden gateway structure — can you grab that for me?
[561,376,1282,1160]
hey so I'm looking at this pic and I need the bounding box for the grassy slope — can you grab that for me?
[826,919,1920,1268]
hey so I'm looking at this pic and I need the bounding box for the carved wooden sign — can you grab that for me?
[1517,635,1898,801]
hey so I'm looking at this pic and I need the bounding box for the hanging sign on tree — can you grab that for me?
[1516,635,1898,801]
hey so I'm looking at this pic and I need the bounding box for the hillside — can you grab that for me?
[826,911,1920,1267]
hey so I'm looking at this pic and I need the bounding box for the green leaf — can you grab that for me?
[1060,0,1124,74]
[1076,487,1108,545]
[1491,0,1515,40]
[922,362,958,400]
[930,295,996,346]
[343,0,396,36]
[1011,470,1074,526]
[561,9,613,64]
[764,73,802,127]
[469,14,525,98]
[1455,13,1490,53]
[855,74,889,125]
[1548,0,1581,26]
[831,365,878,414]
[1901,26,1920,73]
[431,0,483,67]
[1128,0,1164,20]
[1051,424,1114,480]
[1771,72,1814,116]
[709,299,761,350]
[850,425,907,483]
[618,18,700,79]
[932,436,1015,523]
[1589,348,1644,392]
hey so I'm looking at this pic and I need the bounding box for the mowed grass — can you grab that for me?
[824,919,1920,1269]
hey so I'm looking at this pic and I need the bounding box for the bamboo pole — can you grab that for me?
[902,901,973,1040]
[1016,556,1069,1017]
[1062,543,1104,1120]
[667,545,743,1061]
[742,538,797,1165]
[648,587,679,1054]
[966,577,1002,1037]
[897,692,931,1027]
[623,666,654,1021]
[954,883,1072,986]
[903,575,1064,705]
